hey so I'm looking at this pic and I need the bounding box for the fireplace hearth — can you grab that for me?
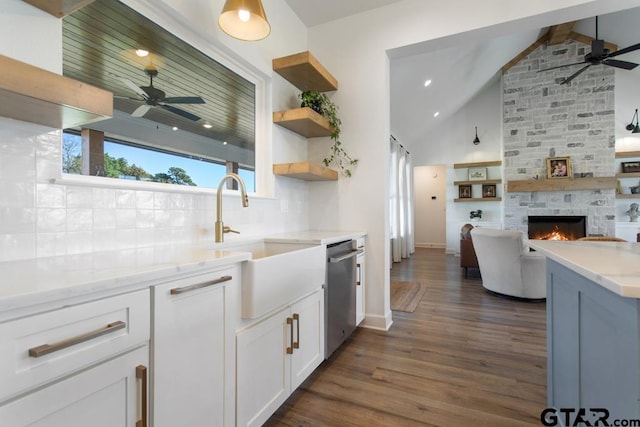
[528,216,586,240]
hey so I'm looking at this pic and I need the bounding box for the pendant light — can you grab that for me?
[473,126,480,145]
[626,109,640,134]
[218,0,270,41]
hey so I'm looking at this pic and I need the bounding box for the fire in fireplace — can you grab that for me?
[528,216,586,241]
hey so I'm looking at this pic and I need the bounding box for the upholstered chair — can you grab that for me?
[470,228,546,299]
[459,224,479,278]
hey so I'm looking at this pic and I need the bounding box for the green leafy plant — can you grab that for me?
[299,91,358,177]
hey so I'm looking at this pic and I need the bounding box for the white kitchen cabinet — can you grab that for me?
[0,289,150,427]
[236,288,324,427]
[151,265,239,427]
[355,237,366,326]
[0,346,148,427]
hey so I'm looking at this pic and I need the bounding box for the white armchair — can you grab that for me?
[470,228,546,299]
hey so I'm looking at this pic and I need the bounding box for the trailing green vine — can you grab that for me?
[299,91,358,177]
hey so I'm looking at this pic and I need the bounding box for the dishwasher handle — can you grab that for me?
[329,249,363,263]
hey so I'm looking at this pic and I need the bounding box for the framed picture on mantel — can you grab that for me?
[547,156,572,179]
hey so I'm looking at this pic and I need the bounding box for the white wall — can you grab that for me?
[413,165,446,248]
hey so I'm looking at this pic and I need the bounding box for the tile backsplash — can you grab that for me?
[0,117,309,261]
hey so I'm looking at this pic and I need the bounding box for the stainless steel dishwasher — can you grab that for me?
[325,240,360,358]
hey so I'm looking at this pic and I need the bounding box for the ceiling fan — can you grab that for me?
[119,68,205,121]
[538,16,640,85]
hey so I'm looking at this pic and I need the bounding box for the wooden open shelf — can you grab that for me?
[23,0,95,18]
[273,107,333,138]
[616,194,640,199]
[506,176,617,192]
[454,197,502,203]
[617,172,640,178]
[616,151,640,158]
[273,162,338,181]
[0,54,112,129]
[453,160,502,169]
[273,51,338,92]
[453,179,502,186]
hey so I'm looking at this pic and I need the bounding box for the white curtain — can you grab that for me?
[390,137,415,262]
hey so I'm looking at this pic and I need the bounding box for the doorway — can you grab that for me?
[413,165,446,248]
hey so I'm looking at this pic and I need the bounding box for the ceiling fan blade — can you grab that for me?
[538,61,587,73]
[132,104,152,117]
[160,104,201,121]
[607,42,640,58]
[561,64,591,85]
[120,78,148,99]
[162,96,206,104]
[603,59,639,70]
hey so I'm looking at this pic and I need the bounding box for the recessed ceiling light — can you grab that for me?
[223,141,228,145]
[172,126,178,131]
[433,112,440,117]
[203,123,213,129]
[135,49,149,57]
[424,79,432,87]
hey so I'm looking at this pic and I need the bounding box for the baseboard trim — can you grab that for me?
[359,310,393,331]
[415,243,445,249]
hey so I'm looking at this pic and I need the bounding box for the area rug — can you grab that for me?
[390,281,426,312]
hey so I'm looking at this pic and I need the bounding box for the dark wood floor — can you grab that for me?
[265,248,547,426]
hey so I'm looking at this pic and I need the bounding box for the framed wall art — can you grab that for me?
[459,185,472,199]
[468,167,487,181]
[482,183,496,198]
[546,156,572,179]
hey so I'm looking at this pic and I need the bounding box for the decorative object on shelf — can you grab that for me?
[470,209,482,220]
[482,184,497,198]
[218,0,270,41]
[631,184,640,194]
[473,126,480,145]
[468,167,487,181]
[626,203,640,222]
[299,90,358,177]
[459,185,472,199]
[546,156,572,178]
[617,180,623,194]
[626,109,640,133]
[622,161,640,173]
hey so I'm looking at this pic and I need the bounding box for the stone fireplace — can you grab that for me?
[502,36,616,237]
[528,215,586,240]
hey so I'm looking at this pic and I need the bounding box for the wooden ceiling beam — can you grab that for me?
[568,31,617,52]
[502,33,549,74]
[547,22,576,45]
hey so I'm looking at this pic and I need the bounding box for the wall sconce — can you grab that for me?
[218,0,270,41]
[473,126,480,145]
[626,109,640,133]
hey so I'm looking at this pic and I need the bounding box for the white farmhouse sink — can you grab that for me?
[228,242,326,319]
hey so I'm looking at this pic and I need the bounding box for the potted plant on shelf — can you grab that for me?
[299,91,358,177]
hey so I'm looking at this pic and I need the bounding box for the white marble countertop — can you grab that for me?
[0,230,366,317]
[528,240,640,298]
[264,230,367,245]
[0,244,251,316]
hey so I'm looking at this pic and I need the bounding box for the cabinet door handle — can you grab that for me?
[356,263,361,286]
[170,275,232,295]
[286,317,294,354]
[293,313,300,349]
[28,320,126,358]
[136,365,148,427]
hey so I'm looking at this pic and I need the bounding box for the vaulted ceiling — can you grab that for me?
[284,1,640,149]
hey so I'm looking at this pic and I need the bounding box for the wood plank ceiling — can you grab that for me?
[62,0,255,151]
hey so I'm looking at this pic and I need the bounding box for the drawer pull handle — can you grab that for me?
[293,313,300,349]
[170,275,232,295]
[28,320,126,358]
[286,317,294,354]
[136,365,148,427]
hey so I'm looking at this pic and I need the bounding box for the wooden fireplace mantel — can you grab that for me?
[506,176,617,193]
